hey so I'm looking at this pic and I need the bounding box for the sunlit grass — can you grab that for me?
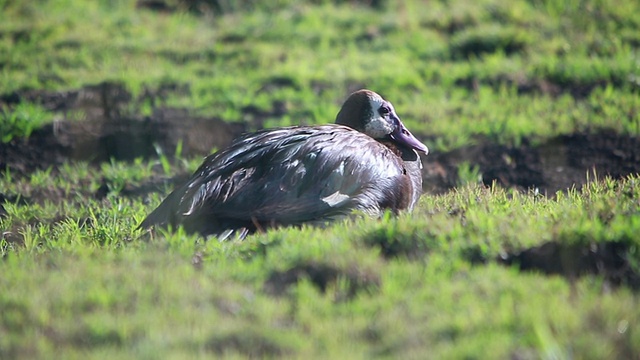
[1,169,639,358]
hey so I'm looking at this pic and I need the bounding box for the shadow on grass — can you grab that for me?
[264,261,380,301]
[500,240,640,291]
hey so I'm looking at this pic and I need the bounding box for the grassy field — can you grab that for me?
[1,0,640,358]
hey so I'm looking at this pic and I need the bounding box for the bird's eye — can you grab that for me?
[379,106,390,116]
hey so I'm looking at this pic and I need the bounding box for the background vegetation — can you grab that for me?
[1,0,639,358]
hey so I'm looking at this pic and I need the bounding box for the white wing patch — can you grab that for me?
[320,160,352,207]
[321,191,351,207]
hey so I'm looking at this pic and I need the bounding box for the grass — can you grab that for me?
[1,0,639,148]
[0,102,53,143]
[1,0,640,358]
[2,172,640,358]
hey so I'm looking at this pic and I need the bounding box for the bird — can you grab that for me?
[139,89,429,239]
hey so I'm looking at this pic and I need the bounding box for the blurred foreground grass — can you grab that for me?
[2,171,640,358]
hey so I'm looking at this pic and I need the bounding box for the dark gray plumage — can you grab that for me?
[139,89,428,239]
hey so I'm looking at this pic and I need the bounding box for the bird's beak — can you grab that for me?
[390,115,429,155]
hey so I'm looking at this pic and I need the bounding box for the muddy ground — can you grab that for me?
[2,82,639,197]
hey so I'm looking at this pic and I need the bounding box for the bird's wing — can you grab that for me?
[173,125,406,225]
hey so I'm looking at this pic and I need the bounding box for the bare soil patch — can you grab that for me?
[1,82,245,178]
[2,82,639,200]
[423,131,640,195]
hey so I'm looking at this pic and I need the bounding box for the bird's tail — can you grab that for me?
[138,190,182,231]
